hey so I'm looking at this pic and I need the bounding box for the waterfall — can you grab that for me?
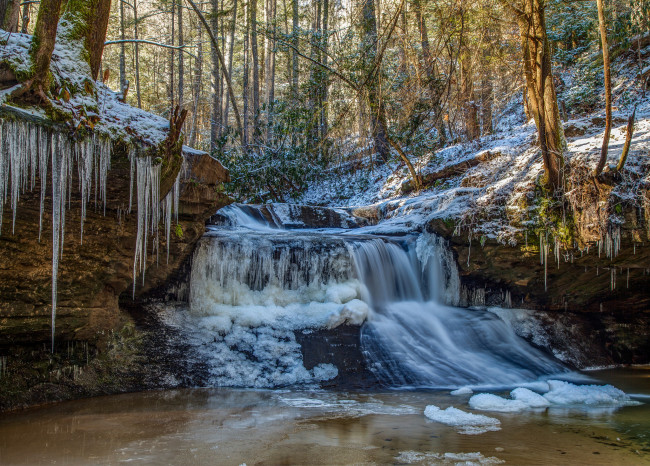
[180,204,567,389]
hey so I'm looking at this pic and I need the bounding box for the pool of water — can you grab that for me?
[0,367,648,465]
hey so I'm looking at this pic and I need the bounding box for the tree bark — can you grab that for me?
[593,0,612,177]
[0,0,18,32]
[0,0,20,32]
[251,0,260,141]
[222,0,238,131]
[29,0,64,91]
[119,0,127,95]
[134,0,142,108]
[504,0,565,190]
[210,0,221,149]
[177,0,184,108]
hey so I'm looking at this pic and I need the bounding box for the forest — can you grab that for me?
[3,0,647,203]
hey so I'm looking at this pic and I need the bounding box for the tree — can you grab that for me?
[593,0,612,177]
[0,0,20,32]
[501,0,566,191]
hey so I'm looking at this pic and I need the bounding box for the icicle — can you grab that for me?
[132,156,160,296]
[128,147,135,213]
[51,133,63,353]
[0,120,6,235]
[97,136,111,216]
[38,126,49,241]
[164,191,172,264]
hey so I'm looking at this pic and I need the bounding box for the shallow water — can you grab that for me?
[0,367,648,465]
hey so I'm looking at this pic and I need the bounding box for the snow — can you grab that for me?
[423,405,501,435]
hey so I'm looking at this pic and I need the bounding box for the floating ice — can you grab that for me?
[451,387,474,396]
[468,393,529,412]
[424,405,501,435]
[510,387,550,408]
[543,380,639,406]
[396,450,505,465]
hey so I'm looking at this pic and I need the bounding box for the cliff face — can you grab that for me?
[0,143,229,347]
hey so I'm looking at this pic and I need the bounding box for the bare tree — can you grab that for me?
[593,0,612,177]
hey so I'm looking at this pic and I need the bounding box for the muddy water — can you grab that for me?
[0,368,648,465]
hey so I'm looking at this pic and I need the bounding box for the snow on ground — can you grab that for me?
[302,56,650,245]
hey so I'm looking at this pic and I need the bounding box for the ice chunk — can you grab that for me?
[451,387,474,396]
[511,387,550,408]
[469,393,528,412]
[543,380,638,406]
[327,299,369,328]
[312,363,338,381]
[424,405,501,434]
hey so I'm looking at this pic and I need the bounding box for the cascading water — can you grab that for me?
[181,204,567,389]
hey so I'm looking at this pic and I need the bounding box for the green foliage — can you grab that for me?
[215,99,330,203]
[529,182,574,246]
[174,223,183,239]
[547,0,597,66]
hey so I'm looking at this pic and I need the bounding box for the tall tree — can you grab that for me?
[134,0,142,108]
[593,0,612,177]
[210,0,221,149]
[501,0,565,190]
[251,0,261,141]
[177,0,184,108]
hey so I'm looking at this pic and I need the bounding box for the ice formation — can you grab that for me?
[0,118,181,350]
[423,405,501,435]
[0,120,116,350]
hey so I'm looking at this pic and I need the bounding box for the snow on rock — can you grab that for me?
[468,393,529,413]
[423,405,501,435]
[542,380,640,407]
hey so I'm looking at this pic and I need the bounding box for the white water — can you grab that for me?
[184,204,568,389]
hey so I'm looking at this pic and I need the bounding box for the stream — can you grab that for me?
[1,204,648,465]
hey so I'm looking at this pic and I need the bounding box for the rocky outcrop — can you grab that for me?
[428,218,650,365]
[0,143,229,347]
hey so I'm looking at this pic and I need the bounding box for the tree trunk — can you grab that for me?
[320,0,329,146]
[189,29,203,148]
[54,0,112,81]
[210,0,221,149]
[170,0,175,108]
[119,0,127,95]
[266,0,277,142]
[222,0,238,131]
[460,48,479,141]
[134,0,142,108]
[360,0,390,163]
[243,1,250,147]
[292,0,299,99]
[507,0,565,190]
[251,0,260,142]
[29,0,64,90]
[593,0,612,177]
[177,0,184,109]
[0,0,20,32]
[20,0,28,33]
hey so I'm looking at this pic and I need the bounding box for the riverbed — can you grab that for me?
[0,367,648,465]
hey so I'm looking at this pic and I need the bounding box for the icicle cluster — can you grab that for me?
[0,119,113,351]
[1,118,185,349]
[603,226,621,259]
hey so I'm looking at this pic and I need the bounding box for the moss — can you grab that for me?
[528,181,576,248]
